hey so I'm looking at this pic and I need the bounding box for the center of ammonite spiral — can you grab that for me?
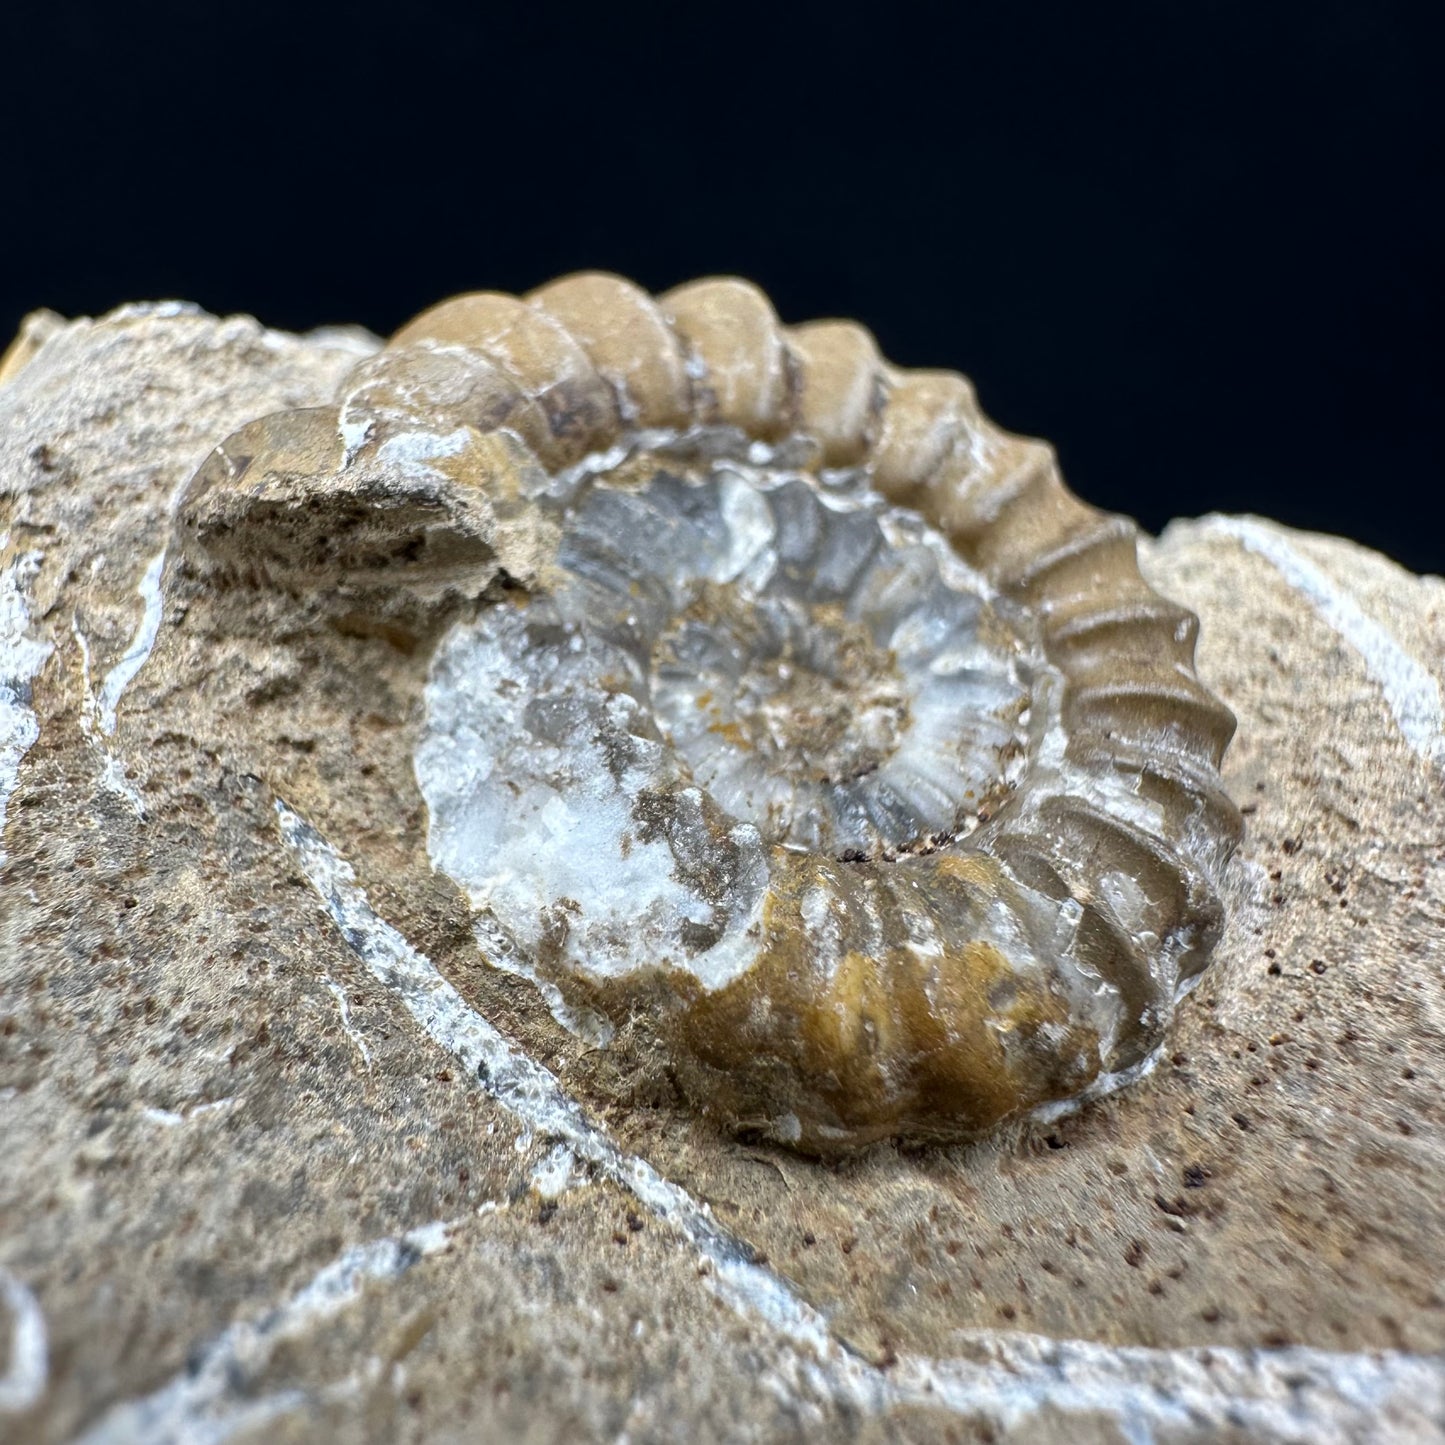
[650,585,911,820]
[416,455,1032,990]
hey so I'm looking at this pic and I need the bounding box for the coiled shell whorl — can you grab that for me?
[185,274,1242,1153]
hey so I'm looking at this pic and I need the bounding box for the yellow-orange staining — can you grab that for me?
[933,854,1002,892]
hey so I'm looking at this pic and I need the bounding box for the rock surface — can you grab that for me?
[1,306,1442,1443]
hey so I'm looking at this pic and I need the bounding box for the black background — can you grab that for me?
[3,3,1440,570]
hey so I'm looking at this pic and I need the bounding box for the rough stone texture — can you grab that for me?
[1,306,1442,1443]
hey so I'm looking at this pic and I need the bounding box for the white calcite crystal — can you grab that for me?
[418,454,1036,998]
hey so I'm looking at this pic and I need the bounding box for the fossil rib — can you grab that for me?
[182,274,1241,1152]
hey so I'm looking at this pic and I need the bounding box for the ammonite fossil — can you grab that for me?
[183,275,1241,1152]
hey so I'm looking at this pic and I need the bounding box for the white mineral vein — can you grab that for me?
[266,798,1445,1442]
[0,1269,48,1415]
[97,546,166,736]
[274,797,831,1351]
[71,620,146,815]
[1205,516,1445,765]
[0,546,52,868]
[73,1221,458,1445]
[530,1141,586,1200]
[137,1098,237,1129]
[322,978,372,1070]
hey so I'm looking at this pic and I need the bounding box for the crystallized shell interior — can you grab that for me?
[178,274,1242,1152]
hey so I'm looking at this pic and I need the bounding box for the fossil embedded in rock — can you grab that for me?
[184,274,1242,1152]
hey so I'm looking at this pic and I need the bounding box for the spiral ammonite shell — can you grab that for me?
[199,275,1242,1151]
